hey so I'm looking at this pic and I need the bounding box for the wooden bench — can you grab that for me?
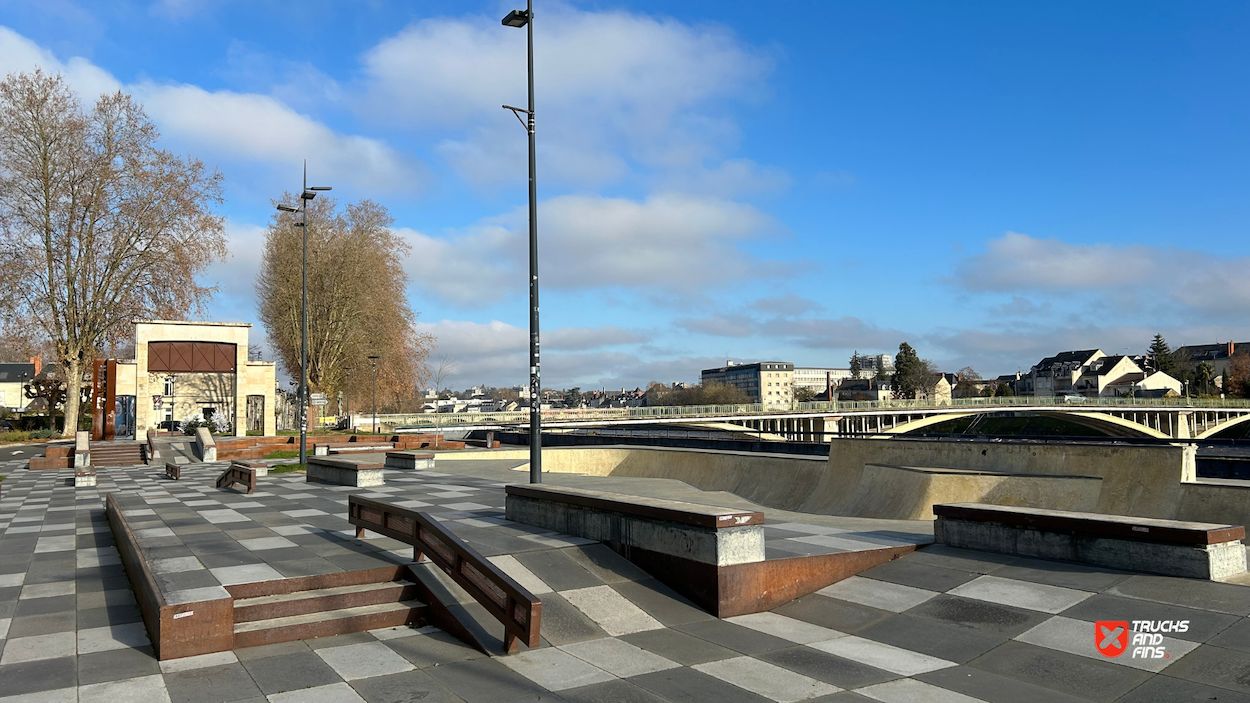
[348,495,541,652]
[74,467,98,487]
[307,457,384,487]
[934,503,1248,580]
[165,463,181,480]
[216,464,257,494]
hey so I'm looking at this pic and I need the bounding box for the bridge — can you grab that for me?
[371,396,1250,441]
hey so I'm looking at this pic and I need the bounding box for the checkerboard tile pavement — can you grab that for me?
[4,458,1250,701]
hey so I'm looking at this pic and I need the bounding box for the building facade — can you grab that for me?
[793,367,855,393]
[0,361,37,412]
[701,361,794,408]
[109,321,276,438]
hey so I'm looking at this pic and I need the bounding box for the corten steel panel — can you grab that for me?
[933,503,1245,546]
[147,342,237,373]
[610,542,917,618]
[105,359,117,440]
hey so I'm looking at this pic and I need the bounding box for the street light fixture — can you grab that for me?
[368,355,380,435]
[502,0,542,485]
[276,161,331,467]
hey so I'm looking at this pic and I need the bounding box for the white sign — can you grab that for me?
[310,392,328,401]
[311,398,329,406]
[152,395,164,409]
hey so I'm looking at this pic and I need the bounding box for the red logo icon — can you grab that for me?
[1096,621,1129,657]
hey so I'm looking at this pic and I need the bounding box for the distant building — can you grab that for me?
[793,367,855,394]
[0,360,37,412]
[857,354,894,377]
[1174,341,1249,379]
[701,360,794,408]
[1020,349,1105,396]
[836,378,892,402]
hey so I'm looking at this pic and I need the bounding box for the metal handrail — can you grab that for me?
[347,495,541,652]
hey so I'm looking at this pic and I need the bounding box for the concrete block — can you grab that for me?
[385,452,435,470]
[313,444,328,456]
[506,494,765,566]
[75,470,98,487]
[195,427,216,462]
[307,463,384,487]
[937,517,1247,580]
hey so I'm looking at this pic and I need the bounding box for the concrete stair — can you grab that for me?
[90,442,146,466]
[228,571,428,649]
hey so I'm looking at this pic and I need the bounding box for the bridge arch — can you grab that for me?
[884,409,1170,439]
[1196,413,1250,439]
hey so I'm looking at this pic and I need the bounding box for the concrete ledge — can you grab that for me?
[934,503,1248,580]
[194,427,217,462]
[307,457,385,487]
[106,493,234,660]
[505,485,764,567]
[75,431,91,467]
[232,459,269,477]
[74,468,97,487]
[386,451,435,470]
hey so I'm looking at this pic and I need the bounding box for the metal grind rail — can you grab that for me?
[347,495,541,652]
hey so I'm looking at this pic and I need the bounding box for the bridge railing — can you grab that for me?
[375,395,1250,429]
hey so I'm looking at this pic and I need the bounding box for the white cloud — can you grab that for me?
[359,5,777,191]
[0,26,421,194]
[0,26,119,99]
[951,232,1250,317]
[418,319,685,388]
[134,83,422,193]
[403,193,792,307]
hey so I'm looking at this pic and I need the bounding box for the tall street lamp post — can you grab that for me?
[276,162,331,467]
[503,0,542,484]
[368,355,380,435]
[344,367,352,431]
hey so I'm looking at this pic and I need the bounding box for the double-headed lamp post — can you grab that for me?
[368,355,380,435]
[276,162,331,467]
[503,0,542,484]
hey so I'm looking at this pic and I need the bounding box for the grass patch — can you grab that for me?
[270,464,306,473]
[264,449,302,459]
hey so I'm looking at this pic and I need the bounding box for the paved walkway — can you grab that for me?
[1,458,1250,702]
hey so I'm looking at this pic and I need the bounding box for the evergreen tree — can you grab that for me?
[849,351,862,379]
[1147,334,1176,376]
[893,343,922,399]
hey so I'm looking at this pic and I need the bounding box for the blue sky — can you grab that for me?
[4,1,1249,389]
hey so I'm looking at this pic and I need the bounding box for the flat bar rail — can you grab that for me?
[348,495,541,652]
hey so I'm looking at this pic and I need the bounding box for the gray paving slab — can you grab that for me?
[613,579,716,627]
[903,595,1050,639]
[855,559,980,592]
[529,592,609,645]
[755,645,900,689]
[1160,643,1250,695]
[857,613,1006,663]
[621,627,739,666]
[77,646,161,685]
[970,640,1152,702]
[347,669,465,703]
[1114,673,1250,702]
[239,649,344,694]
[1061,593,1241,642]
[424,656,558,703]
[1109,575,1250,616]
[916,665,1092,703]
[774,594,894,634]
[631,666,774,703]
[559,678,671,703]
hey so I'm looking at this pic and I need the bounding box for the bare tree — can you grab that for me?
[256,196,432,413]
[0,70,226,436]
[430,355,458,398]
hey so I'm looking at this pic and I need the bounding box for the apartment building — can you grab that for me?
[701,361,794,408]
